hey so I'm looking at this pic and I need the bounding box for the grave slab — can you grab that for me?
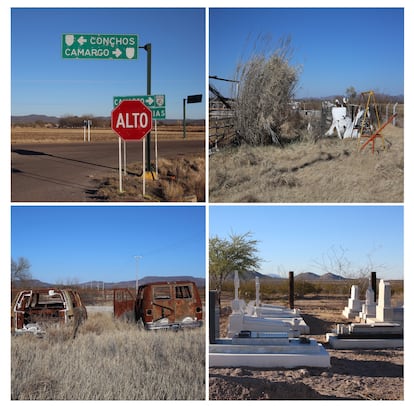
[210,335,331,368]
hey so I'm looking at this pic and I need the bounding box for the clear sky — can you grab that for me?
[11,206,206,284]
[209,7,404,99]
[209,205,404,280]
[11,7,205,119]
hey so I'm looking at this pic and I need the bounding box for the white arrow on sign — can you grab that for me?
[113,48,122,58]
[146,97,154,105]
[77,36,87,46]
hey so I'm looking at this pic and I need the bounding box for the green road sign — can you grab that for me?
[113,95,166,120]
[62,34,138,59]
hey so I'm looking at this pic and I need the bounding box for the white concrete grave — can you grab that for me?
[227,273,309,337]
[376,279,394,322]
[359,285,376,321]
[209,273,330,368]
[342,285,362,319]
[210,333,331,368]
[327,279,403,349]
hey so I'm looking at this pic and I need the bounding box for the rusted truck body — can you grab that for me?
[114,281,203,330]
[11,288,87,333]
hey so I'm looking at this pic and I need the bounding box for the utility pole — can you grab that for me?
[134,255,142,294]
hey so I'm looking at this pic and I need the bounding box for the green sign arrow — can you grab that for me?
[113,95,166,120]
[62,34,138,59]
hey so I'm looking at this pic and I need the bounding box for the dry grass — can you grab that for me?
[11,126,205,143]
[209,125,403,203]
[90,154,205,202]
[11,312,205,400]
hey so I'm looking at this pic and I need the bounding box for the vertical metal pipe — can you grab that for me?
[371,272,377,303]
[183,98,187,138]
[289,271,294,309]
[144,43,152,171]
[209,290,218,344]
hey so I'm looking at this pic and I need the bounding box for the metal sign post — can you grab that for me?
[114,94,165,180]
[88,120,91,142]
[118,138,123,192]
[111,100,152,194]
[183,94,202,138]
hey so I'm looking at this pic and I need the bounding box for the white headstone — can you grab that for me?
[360,285,376,320]
[231,271,245,314]
[342,284,362,318]
[376,279,394,322]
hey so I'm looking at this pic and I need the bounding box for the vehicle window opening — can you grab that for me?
[29,292,65,309]
[175,285,192,299]
[153,286,171,300]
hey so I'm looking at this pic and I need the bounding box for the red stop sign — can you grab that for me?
[111,100,152,141]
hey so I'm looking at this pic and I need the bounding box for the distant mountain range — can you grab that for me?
[13,275,205,289]
[294,272,345,281]
[12,272,348,290]
[11,115,204,125]
[11,114,60,125]
[226,270,345,281]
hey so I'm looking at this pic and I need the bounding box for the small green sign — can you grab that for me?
[113,95,166,120]
[62,34,138,60]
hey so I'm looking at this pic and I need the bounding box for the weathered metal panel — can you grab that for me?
[11,288,87,333]
[113,288,136,318]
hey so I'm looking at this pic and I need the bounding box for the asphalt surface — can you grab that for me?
[11,139,204,202]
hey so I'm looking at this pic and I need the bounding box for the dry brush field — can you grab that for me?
[11,125,205,143]
[209,125,403,203]
[11,312,205,400]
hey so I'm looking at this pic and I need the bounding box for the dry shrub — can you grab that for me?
[234,36,300,146]
[92,155,205,202]
[157,157,205,201]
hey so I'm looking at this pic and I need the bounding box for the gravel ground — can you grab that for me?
[209,347,403,400]
[210,296,404,400]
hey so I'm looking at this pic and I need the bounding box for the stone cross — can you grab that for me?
[234,271,239,300]
[255,277,260,307]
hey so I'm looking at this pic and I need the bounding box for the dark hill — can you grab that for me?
[295,272,320,281]
[319,272,345,281]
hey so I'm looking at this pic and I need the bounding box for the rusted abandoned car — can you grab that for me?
[11,288,87,334]
[114,281,203,330]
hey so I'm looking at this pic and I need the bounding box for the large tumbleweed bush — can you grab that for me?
[234,37,300,146]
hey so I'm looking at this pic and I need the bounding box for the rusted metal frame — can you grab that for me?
[360,113,397,153]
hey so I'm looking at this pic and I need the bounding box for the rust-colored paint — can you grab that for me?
[113,288,136,318]
[114,281,203,330]
[11,288,87,332]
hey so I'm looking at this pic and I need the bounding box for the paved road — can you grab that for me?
[11,139,204,202]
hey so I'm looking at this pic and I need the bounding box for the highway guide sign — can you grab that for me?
[111,100,152,141]
[113,95,166,120]
[62,34,138,59]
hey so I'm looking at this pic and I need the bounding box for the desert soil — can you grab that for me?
[209,297,404,400]
[209,125,403,203]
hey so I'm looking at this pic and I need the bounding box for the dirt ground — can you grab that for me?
[209,125,403,203]
[209,296,404,400]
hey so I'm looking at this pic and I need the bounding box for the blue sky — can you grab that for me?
[209,7,404,99]
[11,8,205,119]
[209,205,404,280]
[11,206,206,284]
